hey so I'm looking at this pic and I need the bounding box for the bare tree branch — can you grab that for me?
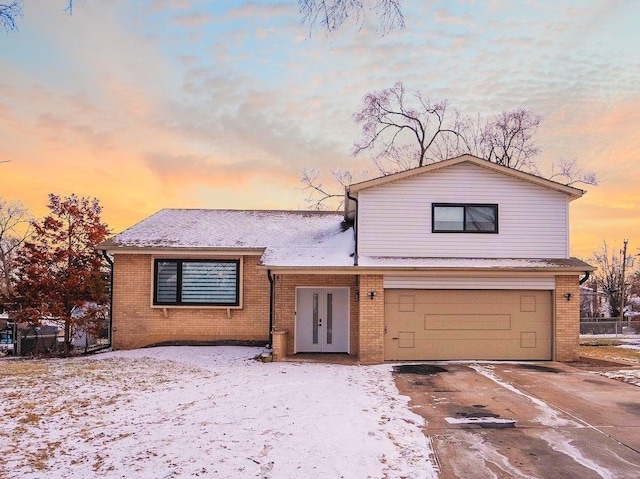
[303,82,599,208]
[548,158,599,186]
[0,1,74,33]
[299,0,404,36]
[0,1,22,32]
[0,198,32,301]
[590,241,635,318]
[301,167,368,209]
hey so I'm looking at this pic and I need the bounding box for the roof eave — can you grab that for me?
[98,245,266,256]
[258,265,595,274]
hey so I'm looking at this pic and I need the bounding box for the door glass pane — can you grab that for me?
[434,206,464,231]
[326,293,333,344]
[312,293,319,344]
[466,206,496,232]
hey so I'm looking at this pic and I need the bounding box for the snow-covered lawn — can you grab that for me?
[0,347,437,478]
[601,369,640,387]
[579,335,640,387]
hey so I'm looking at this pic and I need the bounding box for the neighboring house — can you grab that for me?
[99,155,594,363]
[580,285,611,318]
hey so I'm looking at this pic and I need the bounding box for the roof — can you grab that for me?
[100,209,592,272]
[99,209,355,268]
[344,154,586,219]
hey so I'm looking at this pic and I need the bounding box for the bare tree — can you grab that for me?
[0,1,21,32]
[1,1,73,32]
[301,167,366,209]
[629,269,640,316]
[352,82,469,174]
[299,0,404,36]
[477,108,542,170]
[0,198,32,303]
[590,241,636,318]
[303,81,598,208]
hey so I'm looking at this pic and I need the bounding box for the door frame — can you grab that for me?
[294,286,350,354]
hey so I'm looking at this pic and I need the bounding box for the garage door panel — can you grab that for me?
[388,338,549,360]
[387,325,551,342]
[384,290,552,360]
[424,313,512,330]
[386,290,551,306]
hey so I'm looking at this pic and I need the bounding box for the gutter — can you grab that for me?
[267,269,274,348]
[579,271,590,285]
[346,190,358,266]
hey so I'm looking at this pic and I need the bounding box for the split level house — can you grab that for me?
[99,155,594,364]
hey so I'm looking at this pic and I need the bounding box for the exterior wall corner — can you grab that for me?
[554,275,580,362]
[358,275,385,364]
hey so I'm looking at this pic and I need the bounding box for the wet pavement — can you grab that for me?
[393,361,640,478]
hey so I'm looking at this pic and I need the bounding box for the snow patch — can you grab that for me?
[601,369,640,387]
[445,417,516,426]
[469,364,576,427]
[540,431,615,479]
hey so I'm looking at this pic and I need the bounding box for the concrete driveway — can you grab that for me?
[393,361,640,478]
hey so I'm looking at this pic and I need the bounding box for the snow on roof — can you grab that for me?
[358,256,594,270]
[102,209,355,268]
[102,209,593,270]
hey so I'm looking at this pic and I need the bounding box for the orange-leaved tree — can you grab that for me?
[12,194,110,355]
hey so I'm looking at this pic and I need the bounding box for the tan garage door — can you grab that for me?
[384,290,552,360]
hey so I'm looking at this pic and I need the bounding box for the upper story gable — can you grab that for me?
[344,155,585,260]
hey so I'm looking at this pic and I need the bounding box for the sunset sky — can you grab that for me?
[1,0,638,260]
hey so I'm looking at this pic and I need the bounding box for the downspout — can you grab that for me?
[97,250,114,352]
[346,190,359,266]
[267,269,274,348]
[579,271,590,285]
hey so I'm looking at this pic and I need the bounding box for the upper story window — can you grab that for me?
[432,204,498,233]
[153,259,240,306]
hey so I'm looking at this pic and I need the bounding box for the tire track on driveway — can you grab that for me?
[472,363,640,457]
[394,362,640,479]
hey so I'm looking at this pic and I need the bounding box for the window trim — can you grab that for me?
[432,203,499,234]
[152,258,242,307]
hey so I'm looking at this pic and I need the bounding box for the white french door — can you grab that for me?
[296,288,349,353]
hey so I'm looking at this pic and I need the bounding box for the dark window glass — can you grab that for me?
[433,206,464,231]
[432,204,498,233]
[465,206,497,232]
[154,259,239,306]
[156,261,178,303]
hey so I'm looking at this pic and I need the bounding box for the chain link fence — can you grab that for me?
[1,317,110,356]
[580,319,640,336]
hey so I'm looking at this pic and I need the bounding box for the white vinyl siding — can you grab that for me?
[358,162,570,258]
[384,275,556,290]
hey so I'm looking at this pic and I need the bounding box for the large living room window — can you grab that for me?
[432,203,498,233]
[153,259,240,306]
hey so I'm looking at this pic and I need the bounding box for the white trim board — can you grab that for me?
[384,275,555,290]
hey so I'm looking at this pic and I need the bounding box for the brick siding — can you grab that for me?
[554,275,580,361]
[111,254,270,350]
[357,275,385,364]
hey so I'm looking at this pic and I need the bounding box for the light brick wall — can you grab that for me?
[358,275,385,364]
[111,254,270,350]
[554,275,580,361]
[273,274,359,356]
